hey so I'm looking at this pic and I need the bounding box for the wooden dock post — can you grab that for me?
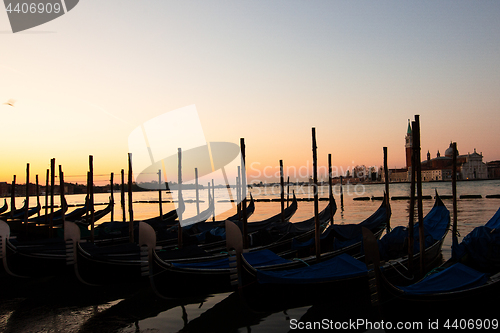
[59,165,65,227]
[339,175,344,209]
[328,154,334,225]
[10,175,16,220]
[158,169,163,221]
[195,168,200,215]
[24,164,29,231]
[128,153,134,243]
[44,170,49,223]
[212,179,215,222]
[240,138,248,249]
[36,174,40,217]
[237,166,241,220]
[312,128,320,262]
[110,172,114,222]
[49,158,55,238]
[177,148,183,248]
[208,181,212,220]
[89,156,95,243]
[85,172,90,226]
[287,176,290,208]
[452,142,458,256]
[280,160,285,223]
[121,169,126,222]
[408,121,417,273]
[383,147,391,232]
[414,115,425,278]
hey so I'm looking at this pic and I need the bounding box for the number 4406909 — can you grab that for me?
[444,319,498,330]
[5,2,62,14]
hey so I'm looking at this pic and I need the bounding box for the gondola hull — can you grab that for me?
[378,269,500,321]
[75,242,148,286]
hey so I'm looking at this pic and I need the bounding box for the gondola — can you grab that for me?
[72,220,158,286]
[20,197,69,224]
[72,195,278,286]
[0,200,41,220]
[72,198,212,285]
[369,206,500,322]
[151,194,257,248]
[147,196,388,299]
[233,193,450,312]
[28,197,86,224]
[92,197,187,243]
[0,219,80,278]
[180,193,296,249]
[75,197,114,225]
[0,200,23,219]
[153,193,319,263]
[9,198,112,240]
[94,205,180,242]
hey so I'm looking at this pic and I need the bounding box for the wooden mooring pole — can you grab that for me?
[128,153,134,243]
[177,148,183,248]
[158,169,163,221]
[280,160,285,224]
[110,172,114,222]
[49,158,55,238]
[383,147,391,232]
[24,164,29,232]
[10,175,15,220]
[36,174,40,217]
[121,169,126,222]
[414,115,425,278]
[240,138,248,249]
[195,168,200,215]
[328,154,334,225]
[312,128,320,262]
[452,142,458,257]
[89,156,95,243]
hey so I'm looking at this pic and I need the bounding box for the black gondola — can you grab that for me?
[233,194,450,312]
[0,200,8,215]
[369,207,500,322]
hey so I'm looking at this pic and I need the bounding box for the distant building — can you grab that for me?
[0,182,8,197]
[487,161,500,179]
[382,121,488,182]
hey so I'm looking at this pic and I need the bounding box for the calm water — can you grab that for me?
[1,180,500,332]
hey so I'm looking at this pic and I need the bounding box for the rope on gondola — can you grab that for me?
[384,260,414,281]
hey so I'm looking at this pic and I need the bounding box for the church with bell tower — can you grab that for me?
[405,120,412,170]
[382,120,488,182]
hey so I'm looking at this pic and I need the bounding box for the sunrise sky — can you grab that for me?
[1,0,500,185]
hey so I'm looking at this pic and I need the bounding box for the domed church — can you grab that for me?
[408,122,487,181]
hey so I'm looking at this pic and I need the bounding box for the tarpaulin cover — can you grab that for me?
[256,253,367,284]
[171,249,291,269]
[399,263,488,295]
[378,204,449,260]
[291,202,387,250]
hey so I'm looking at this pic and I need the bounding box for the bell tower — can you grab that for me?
[405,120,412,170]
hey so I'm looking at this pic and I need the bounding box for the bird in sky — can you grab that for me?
[3,99,16,107]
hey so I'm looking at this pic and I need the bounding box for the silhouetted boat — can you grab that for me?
[0,200,41,220]
[0,200,7,215]
[233,194,449,311]
[370,206,500,321]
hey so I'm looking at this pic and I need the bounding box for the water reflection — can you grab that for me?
[1,181,500,332]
